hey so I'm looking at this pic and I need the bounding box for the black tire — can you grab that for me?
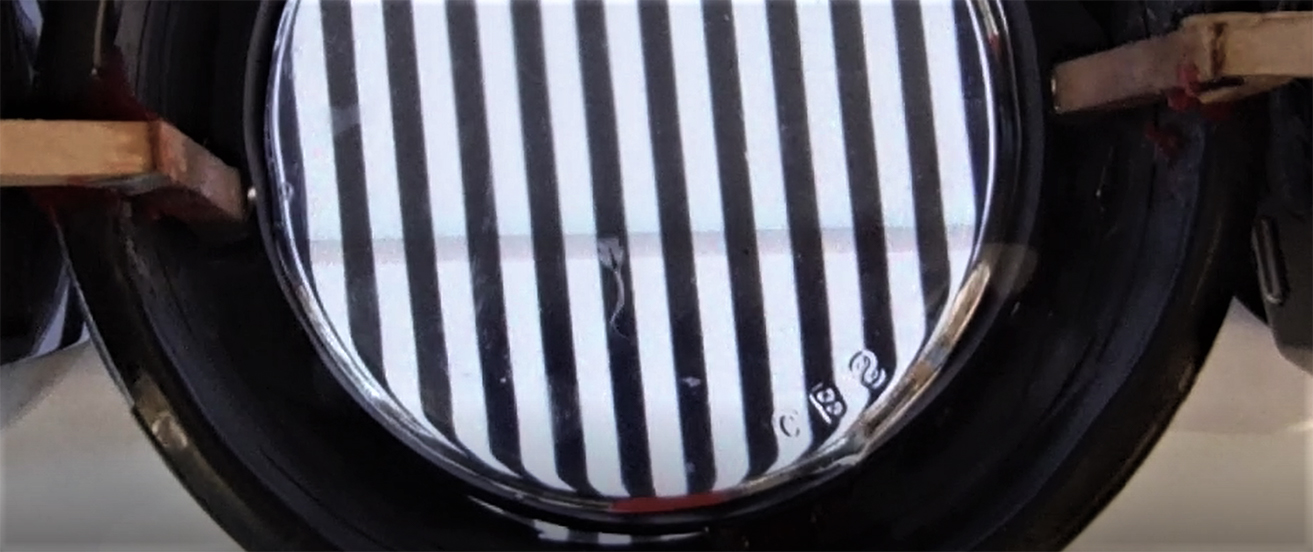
[1,0,85,367]
[1252,75,1312,366]
[42,0,1262,549]
[0,190,83,365]
[1234,77,1312,325]
[1229,0,1309,327]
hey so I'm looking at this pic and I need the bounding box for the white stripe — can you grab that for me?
[541,2,628,497]
[605,0,688,497]
[530,521,628,546]
[376,261,427,424]
[493,502,638,546]
[668,0,751,491]
[293,0,344,245]
[297,0,458,453]
[861,0,927,377]
[342,0,455,436]
[597,533,634,546]
[732,0,812,471]
[412,0,509,475]
[352,0,403,242]
[293,0,359,399]
[533,521,571,543]
[796,0,865,436]
[476,0,568,491]
[350,0,407,394]
[922,0,978,291]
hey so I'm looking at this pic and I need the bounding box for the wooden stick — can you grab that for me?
[1053,11,1313,114]
[0,119,244,224]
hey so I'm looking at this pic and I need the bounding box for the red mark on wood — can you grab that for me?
[1178,62,1203,96]
[1167,62,1203,112]
[1163,61,1236,122]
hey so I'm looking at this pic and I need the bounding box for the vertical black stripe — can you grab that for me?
[829,2,897,387]
[446,0,525,476]
[637,1,715,494]
[954,0,990,221]
[320,0,384,382]
[702,0,777,478]
[892,1,952,323]
[381,0,455,442]
[509,0,593,496]
[765,1,836,446]
[278,56,313,287]
[575,0,654,498]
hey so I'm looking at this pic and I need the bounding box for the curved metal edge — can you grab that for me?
[254,0,1033,533]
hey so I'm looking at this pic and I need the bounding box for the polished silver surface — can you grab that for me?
[262,0,1013,522]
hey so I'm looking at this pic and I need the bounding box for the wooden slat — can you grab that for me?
[0,120,154,186]
[1053,11,1313,114]
[1204,12,1313,80]
[0,119,245,225]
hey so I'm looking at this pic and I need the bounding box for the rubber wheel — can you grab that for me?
[41,0,1263,549]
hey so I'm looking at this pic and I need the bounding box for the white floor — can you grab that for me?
[0,302,1308,551]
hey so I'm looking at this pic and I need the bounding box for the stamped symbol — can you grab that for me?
[848,350,889,391]
[774,410,802,438]
[808,382,847,426]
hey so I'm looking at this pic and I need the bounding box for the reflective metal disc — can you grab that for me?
[264,0,1011,524]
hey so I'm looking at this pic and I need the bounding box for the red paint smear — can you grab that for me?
[1163,61,1233,121]
[1177,62,1203,96]
[1165,62,1204,112]
[610,491,727,514]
